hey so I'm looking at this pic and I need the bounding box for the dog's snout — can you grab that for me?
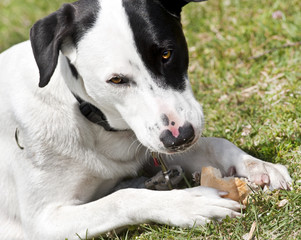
[160,122,195,151]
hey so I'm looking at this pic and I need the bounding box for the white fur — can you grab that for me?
[0,0,292,239]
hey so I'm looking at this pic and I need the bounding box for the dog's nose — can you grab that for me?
[159,122,195,151]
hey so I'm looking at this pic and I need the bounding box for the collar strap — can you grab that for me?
[74,95,118,132]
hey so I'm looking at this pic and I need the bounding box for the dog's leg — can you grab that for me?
[166,137,292,190]
[26,186,241,240]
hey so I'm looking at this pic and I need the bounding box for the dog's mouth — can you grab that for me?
[164,137,196,153]
[160,136,198,154]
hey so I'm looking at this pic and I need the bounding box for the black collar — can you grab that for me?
[74,95,119,132]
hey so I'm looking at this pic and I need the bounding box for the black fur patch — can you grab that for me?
[71,0,100,45]
[123,0,189,91]
[66,58,79,79]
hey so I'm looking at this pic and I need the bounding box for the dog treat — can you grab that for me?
[200,166,257,205]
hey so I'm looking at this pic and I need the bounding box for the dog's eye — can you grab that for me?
[110,77,122,84]
[109,77,128,85]
[162,50,172,61]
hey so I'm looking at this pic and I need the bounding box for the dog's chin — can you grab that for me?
[148,137,199,155]
[165,142,197,155]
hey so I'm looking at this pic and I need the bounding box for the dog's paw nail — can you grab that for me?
[280,180,290,190]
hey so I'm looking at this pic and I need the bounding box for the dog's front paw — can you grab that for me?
[161,187,242,228]
[241,157,292,190]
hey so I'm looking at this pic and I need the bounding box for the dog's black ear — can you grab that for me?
[159,0,206,17]
[30,4,76,88]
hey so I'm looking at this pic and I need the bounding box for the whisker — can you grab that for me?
[127,138,140,155]
[134,142,143,156]
[144,147,151,161]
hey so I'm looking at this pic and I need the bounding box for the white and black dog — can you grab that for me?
[0,0,292,239]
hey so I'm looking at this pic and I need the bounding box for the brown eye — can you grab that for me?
[110,77,123,84]
[108,76,129,85]
[162,50,172,60]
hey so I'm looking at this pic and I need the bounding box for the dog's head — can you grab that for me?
[30,0,206,154]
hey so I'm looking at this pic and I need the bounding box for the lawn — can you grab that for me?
[1,0,300,239]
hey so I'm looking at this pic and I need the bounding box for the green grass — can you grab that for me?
[1,0,300,239]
